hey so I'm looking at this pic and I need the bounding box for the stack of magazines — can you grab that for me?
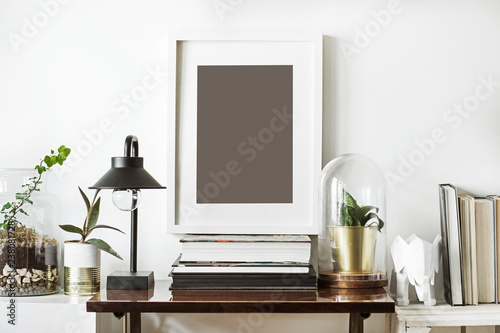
[169,235,316,290]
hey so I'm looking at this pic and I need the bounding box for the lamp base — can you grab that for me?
[106,271,154,290]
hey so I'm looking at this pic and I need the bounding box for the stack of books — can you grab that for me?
[439,184,499,306]
[169,235,316,290]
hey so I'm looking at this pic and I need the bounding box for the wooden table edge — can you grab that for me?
[87,298,395,314]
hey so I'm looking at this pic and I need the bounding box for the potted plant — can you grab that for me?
[0,146,71,296]
[59,187,124,296]
[318,154,387,288]
[329,189,384,273]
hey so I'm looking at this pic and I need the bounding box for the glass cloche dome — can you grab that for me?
[317,154,387,288]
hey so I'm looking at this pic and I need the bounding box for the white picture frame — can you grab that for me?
[167,32,322,234]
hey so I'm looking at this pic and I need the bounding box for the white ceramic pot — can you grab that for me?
[64,241,101,296]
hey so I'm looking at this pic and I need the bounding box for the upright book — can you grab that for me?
[475,197,497,303]
[438,184,464,306]
[458,194,477,305]
[488,195,500,303]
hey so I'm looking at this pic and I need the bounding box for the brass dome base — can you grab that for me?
[318,270,388,289]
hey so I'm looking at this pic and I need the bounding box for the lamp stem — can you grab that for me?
[125,135,139,274]
[130,207,138,273]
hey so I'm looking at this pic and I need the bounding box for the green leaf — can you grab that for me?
[347,206,362,227]
[376,217,385,232]
[345,212,356,226]
[1,203,12,211]
[15,193,27,200]
[79,186,91,213]
[88,224,125,235]
[339,202,349,226]
[59,224,85,236]
[87,238,122,260]
[58,145,71,159]
[87,197,100,230]
[350,204,365,222]
[44,156,51,165]
[49,155,57,167]
[359,205,378,219]
[343,190,360,210]
[365,213,385,232]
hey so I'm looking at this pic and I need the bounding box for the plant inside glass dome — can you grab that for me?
[338,190,384,232]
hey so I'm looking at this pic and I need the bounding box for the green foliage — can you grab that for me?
[0,146,71,231]
[86,238,122,260]
[338,190,384,232]
[59,187,124,260]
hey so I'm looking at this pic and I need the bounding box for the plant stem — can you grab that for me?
[5,160,44,225]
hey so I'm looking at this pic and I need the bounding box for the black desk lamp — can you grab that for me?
[90,135,165,290]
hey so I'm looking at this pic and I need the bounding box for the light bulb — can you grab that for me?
[112,189,142,211]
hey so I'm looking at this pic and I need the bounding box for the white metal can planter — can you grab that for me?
[64,241,100,296]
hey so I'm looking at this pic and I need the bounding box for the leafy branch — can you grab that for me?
[59,187,124,260]
[0,146,71,231]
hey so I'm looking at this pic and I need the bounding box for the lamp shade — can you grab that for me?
[89,157,165,190]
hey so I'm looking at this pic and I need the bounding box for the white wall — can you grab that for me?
[1,0,500,332]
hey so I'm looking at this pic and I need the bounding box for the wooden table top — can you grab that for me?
[87,280,395,314]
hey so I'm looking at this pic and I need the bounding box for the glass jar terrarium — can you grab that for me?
[0,169,60,296]
[318,154,387,288]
